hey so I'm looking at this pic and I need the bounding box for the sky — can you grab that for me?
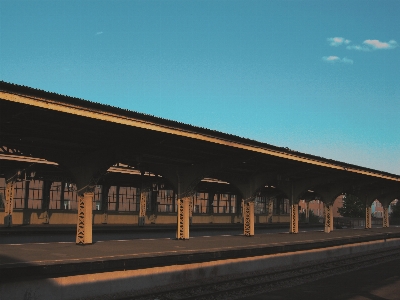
[0,0,399,175]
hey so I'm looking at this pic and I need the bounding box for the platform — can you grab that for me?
[1,225,400,283]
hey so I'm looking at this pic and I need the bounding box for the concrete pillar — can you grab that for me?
[330,205,334,231]
[290,204,299,233]
[138,189,146,226]
[383,206,389,228]
[177,197,190,239]
[243,200,255,236]
[365,206,372,229]
[76,192,94,245]
[4,181,14,227]
[324,204,332,233]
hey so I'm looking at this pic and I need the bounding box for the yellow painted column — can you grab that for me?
[268,199,273,221]
[365,206,372,229]
[138,190,146,226]
[177,197,190,239]
[76,192,94,245]
[4,181,14,227]
[324,204,331,233]
[383,206,389,228]
[243,200,255,236]
[290,204,299,233]
[329,204,334,232]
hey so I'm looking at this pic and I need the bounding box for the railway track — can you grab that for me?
[117,246,400,300]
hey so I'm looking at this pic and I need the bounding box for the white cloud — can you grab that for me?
[327,37,351,47]
[322,56,353,64]
[322,56,340,62]
[347,39,398,51]
[95,31,103,35]
[363,39,397,50]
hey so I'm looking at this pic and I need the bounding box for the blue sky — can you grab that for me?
[1,0,399,175]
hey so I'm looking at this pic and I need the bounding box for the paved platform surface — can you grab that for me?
[1,225,399,283]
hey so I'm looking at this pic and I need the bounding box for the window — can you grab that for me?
[158,189,175,212]
[27,180,42,209]
[63,183,78,210]
[49,182,63,209]
[13,181,26,209]
[118,186,137,211]
[193,192,208,214]
[64,200,71,210]
[93,186,102,210]
[255,195,267,214]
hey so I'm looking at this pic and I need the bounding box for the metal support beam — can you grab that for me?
[324,204,332,233]
[23,180,30,210]
[60,181,65,210]
[4,181,14,227]
[365,206,372,229]
[42,180,52,224]
[76,192,94,245]
[305,201,310,223]
[243,200,254,236]
[115,186,120,211]
[138,189,146,226]
[236,194,242,217]
[290,204,299,233]
[268,199,273,223]
[101,185,110,224]
[189,196,193,225]
[383,206,389,228]
[155,165,205,238]
[208,191,214,214]
[177,197,190,239]
[379,193,397,228]
[150,189,158,214]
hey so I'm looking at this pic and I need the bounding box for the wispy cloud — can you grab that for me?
[322,56,353,64]
[323,37,397,64]
[323,56,340,62]
[347,39,398,51]
[95,31,103,36]
[341,57,354,64]
[346,45,369,51]
[363,39,397,50]
[327,37,351,47]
